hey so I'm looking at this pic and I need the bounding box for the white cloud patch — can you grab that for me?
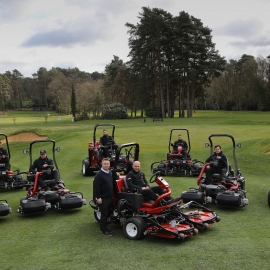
[214,18,263,38]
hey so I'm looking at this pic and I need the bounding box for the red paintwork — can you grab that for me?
[27,171,69,197]
[197,163,210,185]
[147,223,193,238]
[168,146,183,158]
[115,176,180,212]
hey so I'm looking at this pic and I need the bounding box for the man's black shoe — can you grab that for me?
[101,231,112,237]
[107,229,113,234]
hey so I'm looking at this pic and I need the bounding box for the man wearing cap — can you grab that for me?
[30,150,54,190]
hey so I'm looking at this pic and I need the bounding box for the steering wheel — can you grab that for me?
[125,147,134,159]
[45,165,54,170]
[107,139,115,145]
[149,171,161,183]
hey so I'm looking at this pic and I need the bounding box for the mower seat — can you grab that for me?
[123,177,129,191]
[116,177,127,193]
[117,177,134,193]
[211,173,221,183]
[43,169,60,186]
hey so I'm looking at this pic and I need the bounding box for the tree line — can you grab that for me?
[1,7,270,118]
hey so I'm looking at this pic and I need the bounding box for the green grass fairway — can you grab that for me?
[1,110,270,270]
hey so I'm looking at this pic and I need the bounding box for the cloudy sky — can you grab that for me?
[1,0,270,77]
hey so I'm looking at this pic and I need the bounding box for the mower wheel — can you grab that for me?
[94,208,101,222]
[202,223,209,229]
[123,217,147,240]
[239,180,245,191]
[178,233,185,240]
[268,191,270,207]
[82,160,94,176]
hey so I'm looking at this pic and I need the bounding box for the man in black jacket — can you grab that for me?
[126,161,173,203]
[30,150,55,190]
[173,135,188,157]
[204,145,227,185]
[94,158,114,237]
[99,130,117,158]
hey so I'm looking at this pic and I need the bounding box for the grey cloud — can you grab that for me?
[214,18,263,38]
[0,0,31,22]
[21,16,113,48]
[230,36,270,47]
[66,0,136,17]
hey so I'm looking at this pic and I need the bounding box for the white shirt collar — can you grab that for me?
[101,168,110,174]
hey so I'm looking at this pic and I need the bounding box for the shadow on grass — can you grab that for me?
[0,188,26,194]
[16,206,86,219]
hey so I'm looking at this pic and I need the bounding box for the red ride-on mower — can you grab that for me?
[151,128,204,176]
[17,139,86,214]
[0,133,28,190]
[0,199,11,217]
[82,123,134,176]
[89,143,220,241]
[181,134,248,208]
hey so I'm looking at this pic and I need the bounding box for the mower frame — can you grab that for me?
[17,139,86,214]
[150,128,204,176]
[0,133,28,190]
[82,123,135,176]
[181,134,248,207]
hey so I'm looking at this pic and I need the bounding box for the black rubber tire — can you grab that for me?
[123,217,147,240]
[240,180,245,191]
[82,160,94,176]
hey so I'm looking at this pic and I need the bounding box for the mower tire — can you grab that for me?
[82,160,94,176]
[123,217,147,240]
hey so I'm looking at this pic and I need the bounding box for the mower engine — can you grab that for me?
[18,171,86,214]
[168,158,192,168]
[0,168,27,190]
